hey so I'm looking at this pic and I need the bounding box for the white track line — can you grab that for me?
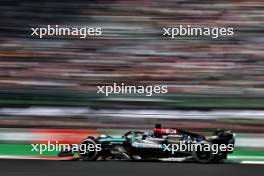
[228,156,264,160]
[0,155,78,160]
[0,155,264,165]
[240,161,264,165]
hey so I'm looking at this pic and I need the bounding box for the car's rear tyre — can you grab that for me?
[211,155,224,163]
[78,138,100,161]
[192,142,215,163]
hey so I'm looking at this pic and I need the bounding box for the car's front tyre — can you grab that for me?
[78,138,100,161]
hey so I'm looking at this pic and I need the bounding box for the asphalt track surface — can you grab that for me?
[0,159,263,176]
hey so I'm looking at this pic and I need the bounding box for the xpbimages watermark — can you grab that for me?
[30,25,102,38]
[163,25,234,39]
[97,83,168,96]
[31,140,102,154]
[163,142,234,154]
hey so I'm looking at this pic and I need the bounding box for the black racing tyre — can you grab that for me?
[192,141,215,163]
[211,155,224,163]
[87,136,95,140]
[78,138,100,161]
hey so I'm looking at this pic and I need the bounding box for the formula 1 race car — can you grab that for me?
[58,124,235,163]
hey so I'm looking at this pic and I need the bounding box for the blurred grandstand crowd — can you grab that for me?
[0,0,264,131]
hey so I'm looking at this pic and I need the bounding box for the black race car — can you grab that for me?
[59,124,235,163]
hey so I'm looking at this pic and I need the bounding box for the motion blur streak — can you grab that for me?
[0,0,264,163]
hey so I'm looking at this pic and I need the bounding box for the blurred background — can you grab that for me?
[0,0,264,161]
